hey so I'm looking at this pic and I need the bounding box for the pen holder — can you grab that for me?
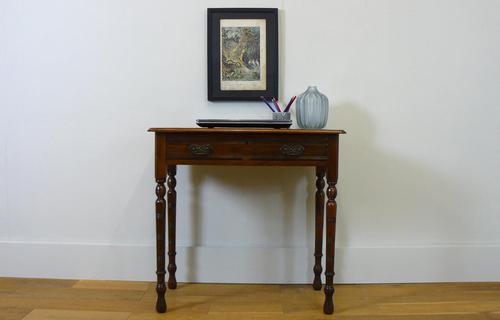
[272,112,291,121]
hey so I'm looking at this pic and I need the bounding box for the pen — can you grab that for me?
[260,96,276,112]
[284,96,296,112]
[272,97,282,112]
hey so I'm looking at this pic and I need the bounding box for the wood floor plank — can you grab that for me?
[0,306,33,320]
[142,283,281,298]
[22,309,130,320]
[375,300,500,315]
[297,315,489,320]
[487,312,500,319]
[0,278,77,294]
[129,312,281,320]
[6,286,144,301]
[209,301,283,313]
[0,297,152,314]
[73,280,149,291]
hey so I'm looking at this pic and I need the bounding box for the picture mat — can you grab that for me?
[220,19,266,91]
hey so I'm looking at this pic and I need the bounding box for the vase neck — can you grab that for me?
[307,86,319,92]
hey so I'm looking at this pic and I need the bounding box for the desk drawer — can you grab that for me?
[249,142,328,160]
[167,141,327,161]
[167,142,246,160]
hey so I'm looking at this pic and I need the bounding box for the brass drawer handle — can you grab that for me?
[280,144,304,157]
[188,144,212,156]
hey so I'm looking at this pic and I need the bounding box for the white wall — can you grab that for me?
[1,0,500,283]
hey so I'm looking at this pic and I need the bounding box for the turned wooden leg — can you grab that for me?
[323,175,337,314]
[313,167,326,290]
[155,177,167,313]
[167,165,177,289]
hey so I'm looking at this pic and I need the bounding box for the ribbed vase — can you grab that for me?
[296,86,329,129]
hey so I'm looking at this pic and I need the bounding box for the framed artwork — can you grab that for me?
[207,8,278,101]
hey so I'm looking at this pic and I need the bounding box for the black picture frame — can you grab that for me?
[207,8,278,101]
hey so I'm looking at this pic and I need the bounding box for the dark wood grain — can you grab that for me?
[313,166,326,291]
[324,136,339,314]
[166,141,328,162]
[154,134,167,313]
[150,128,344,315]
[167,165,177,290]
[148,128,345,135]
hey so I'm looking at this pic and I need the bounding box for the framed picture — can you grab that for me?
[207,8,278,101]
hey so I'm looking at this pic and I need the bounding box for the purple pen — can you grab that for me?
[260,96,276,112]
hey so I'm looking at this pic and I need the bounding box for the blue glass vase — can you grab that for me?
[296,86,329,129]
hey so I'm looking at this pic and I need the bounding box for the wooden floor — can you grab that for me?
[1,278,500,320]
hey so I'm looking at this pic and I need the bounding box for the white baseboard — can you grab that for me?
[1,241,499,283]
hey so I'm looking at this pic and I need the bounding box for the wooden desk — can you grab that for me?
[148,128,345,314]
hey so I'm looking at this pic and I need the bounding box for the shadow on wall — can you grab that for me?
[187,165,317,283]
[330,103,470,280]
